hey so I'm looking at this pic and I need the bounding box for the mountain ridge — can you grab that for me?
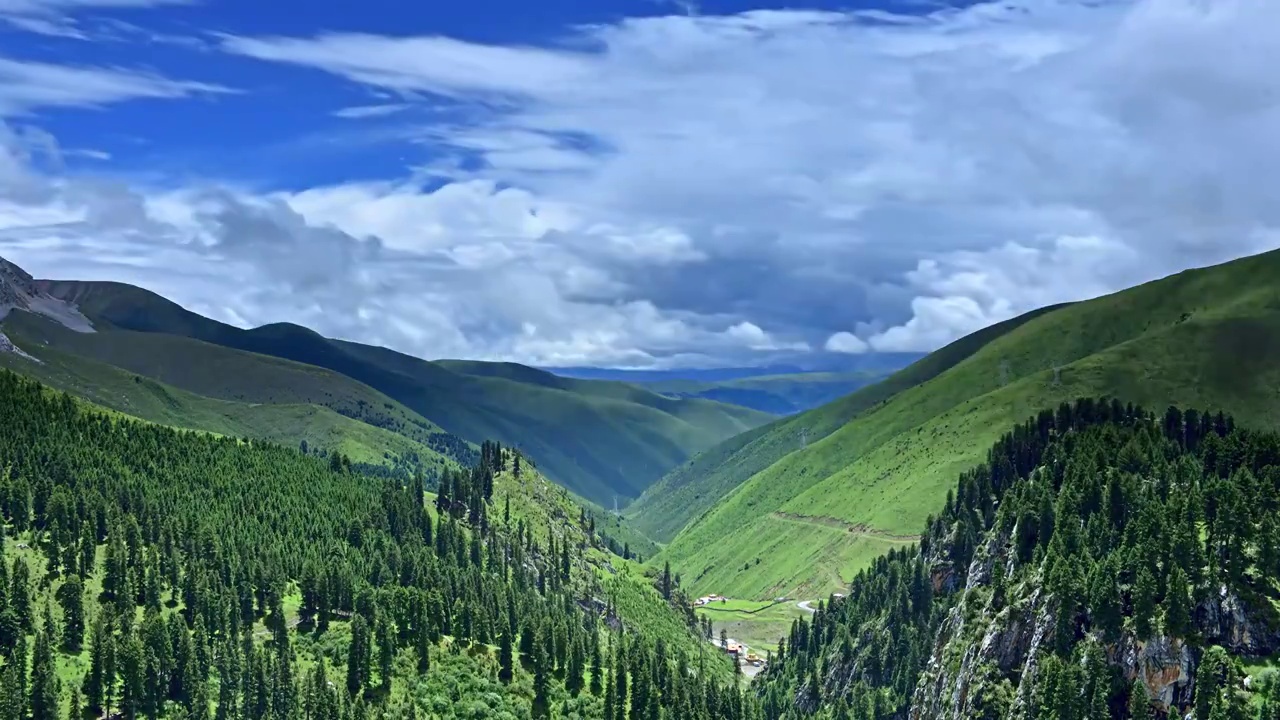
[6,259,771,504]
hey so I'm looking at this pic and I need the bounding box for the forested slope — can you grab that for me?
[0,370,757,720]
[754,399,1280,719]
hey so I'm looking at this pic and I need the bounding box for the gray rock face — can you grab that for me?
[1117,635,1197,711]
[0,254,95,332]
[909,549,1280,720]
[1198,585,1277,656]
[0,330,40,362]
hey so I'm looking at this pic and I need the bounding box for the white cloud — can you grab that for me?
[825,332,868,355]
[331,103,410,120]
[0,0,195,37]
[211,0,1280,360]
[0,56,229,115]
[7,0,1280,367]
[0,122,795,367]
[221,32,591,99]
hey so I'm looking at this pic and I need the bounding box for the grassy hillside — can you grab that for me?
[639,371,884,415]
[0,323,462,480]
[626,306,1064,544]
[653,248,1280,601]
[41,280,770,504]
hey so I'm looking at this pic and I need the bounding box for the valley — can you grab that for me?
[8,247,1280,720]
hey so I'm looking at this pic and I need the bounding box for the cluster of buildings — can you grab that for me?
[693,594,766,668]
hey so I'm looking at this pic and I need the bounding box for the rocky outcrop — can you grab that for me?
[1199,584,1278,656]
[910,533,1280,720]
[909,585,1280,720]
[0,255,95,332]
[912,526,1042,720]
[0,330,40,362]
[1117,635,1197,711]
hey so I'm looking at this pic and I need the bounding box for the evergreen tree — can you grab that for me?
[1128,679,1152,720]
[1133,566,1157,641]
[589,638,603,696]
[29,615,59,720]
[56,574,85,651]
[346,615,372,698]
[1165,565,1193,638]
[499,630,515,685]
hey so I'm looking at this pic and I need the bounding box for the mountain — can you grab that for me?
[0,256,95,333]
[753,400,1280,719]
[642,247,1280,601]
[634,371,887,416]
[0,259,770,504]
[547,355,918,415]
[547,353,921,383]
[0,369,751,719]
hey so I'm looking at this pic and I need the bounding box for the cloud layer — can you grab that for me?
[3,0,1280,366]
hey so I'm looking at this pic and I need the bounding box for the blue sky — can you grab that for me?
[0,0,1277,367]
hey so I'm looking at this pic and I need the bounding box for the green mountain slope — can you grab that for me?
[626,305,1064,544]
[39,279,770,504]
[0,320,463,480]
[652,248,1280,601]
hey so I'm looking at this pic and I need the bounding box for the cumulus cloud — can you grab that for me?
[825,332,868,355]
[0,122,797,367]
[6,0,1280,367]
[211,0,1280,358]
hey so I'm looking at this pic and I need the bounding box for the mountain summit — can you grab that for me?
[0,255,95,333]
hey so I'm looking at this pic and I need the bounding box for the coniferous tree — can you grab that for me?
[1128,679,1152,720]
[84,612,110,715]
[589,637,603,696]
[499,630,515,685]
[1165,565,1193,638]
[1133,566,1157,641]
[56,574,85,651]
[346,615,371,698]
[29,614,58,720]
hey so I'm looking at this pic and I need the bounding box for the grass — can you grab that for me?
[652,247,1280,601]
[0,322,462,480]
[695,601,809,655]
[2,309,460,451]
[39,280,771,506]
[623,307,1059,544]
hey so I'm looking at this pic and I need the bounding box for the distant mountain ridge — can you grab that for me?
[0,256,771,504]
[545,354,920,415]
